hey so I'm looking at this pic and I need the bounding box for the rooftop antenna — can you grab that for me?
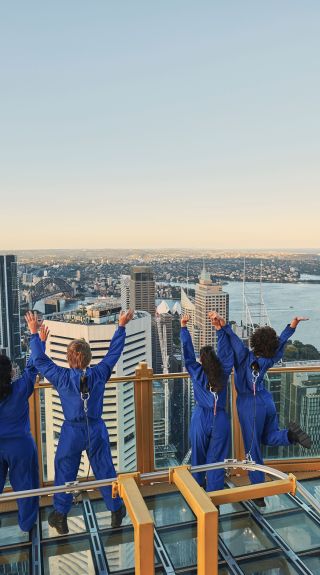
[186,263,189,296]
[259,260,263,326]
[242,257,246,327]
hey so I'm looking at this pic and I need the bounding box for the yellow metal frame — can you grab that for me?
[115,472,155,575]
[134,363,155,473]
[169,465,219,575]
[208,475,297,506]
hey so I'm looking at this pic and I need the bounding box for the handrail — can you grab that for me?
[1,460,319,515]
[34,363,320,389]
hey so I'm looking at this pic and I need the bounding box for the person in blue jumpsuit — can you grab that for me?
[209,312,311,506]
[180,314,233,492]
[25,309,134,535]
[0,324,48,532]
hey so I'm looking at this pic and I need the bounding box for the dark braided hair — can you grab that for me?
[0,355,12,401]
[250,326,279,359]
[200,346,225,393]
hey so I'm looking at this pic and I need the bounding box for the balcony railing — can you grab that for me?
[26,363,320,487]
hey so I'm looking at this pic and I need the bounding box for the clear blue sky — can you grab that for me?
[1,1,319,249]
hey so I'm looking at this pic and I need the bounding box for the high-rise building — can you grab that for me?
[278,371,320,458]
[195,264,229,352]
[120,274,131,311]
[181,264,229,354]
[154,301,173,373]
[153,302,175,466]
[130,266,155,316]
[0,254,23,367]
[41,305,152,482]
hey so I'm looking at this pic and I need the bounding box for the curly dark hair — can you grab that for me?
[250,326,279,359]
[200,346,225,393]
[0,355,12,402]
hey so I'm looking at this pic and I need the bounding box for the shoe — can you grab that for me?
[288,422,312,449]
[111,504,126,528]
[48,510,69,535]
[253,497,266,508]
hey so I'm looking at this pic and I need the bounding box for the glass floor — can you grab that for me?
[0,479,319,574]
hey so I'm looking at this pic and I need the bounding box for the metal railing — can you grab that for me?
[27,362,320,488]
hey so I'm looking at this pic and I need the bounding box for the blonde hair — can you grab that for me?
[67,339,92,369]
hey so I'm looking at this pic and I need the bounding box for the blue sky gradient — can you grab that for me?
[1,1,319,249]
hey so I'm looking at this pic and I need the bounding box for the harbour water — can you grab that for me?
[159,280,320,349]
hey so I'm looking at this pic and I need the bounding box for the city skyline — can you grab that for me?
[1,2,319,249]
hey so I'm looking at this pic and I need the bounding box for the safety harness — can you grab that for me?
[245,363,260,463]
[73,371,92,505]
[207,385,219,416]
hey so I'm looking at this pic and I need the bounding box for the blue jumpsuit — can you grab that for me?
[220,324,295,484]
[181,327,233,491]
[30,326,127,515]
[0,347,43,531]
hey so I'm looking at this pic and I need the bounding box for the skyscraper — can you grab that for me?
[278,371,320,458]
[130,266,155,316]
[195,264,229,352]
[154,301,173,374]
[181,264,229,353]
[0,254,23,366]
[120,274,131,311]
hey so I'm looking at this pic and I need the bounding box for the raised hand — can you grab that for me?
[25,311,39,335]
[119,309,134,326]
[290,317,309,329]
[208,311,226,328]
[181,314,190,327]
[39,324,50,342]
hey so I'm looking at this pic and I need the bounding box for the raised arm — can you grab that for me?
[92,309,133,381]
[21,325,49,396]
[180,314,199,371]
[208,311,248,368]
[29,334,68,388]
[25,312,68,389]
[271,316,308,364]
[216,327,234,379]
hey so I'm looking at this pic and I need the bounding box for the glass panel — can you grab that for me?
[239,552,301,574]
[301,554,320,573]
[39,374,137,482]
[0,547,30,573]
[145,492,195,527]
[259,494,298,514]
[268,511,320,552]
[218,569,231,575]
[41,505,87,539]
[158,525,197,569]
[261,370,320,460]
[90,498,132,530]
[219,502,246,516]
[219,515,276,557]
[299,478,320,503]
[101,528,160,572]
[153,377,192,468]
[0,511,29,546]
[42,537,95,575]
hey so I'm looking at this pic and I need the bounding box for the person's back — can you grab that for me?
[0,327,48,532]
[210,311,312,506]
[180,314,233,492]
[25,309,134,535]
[0,375,32,437]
